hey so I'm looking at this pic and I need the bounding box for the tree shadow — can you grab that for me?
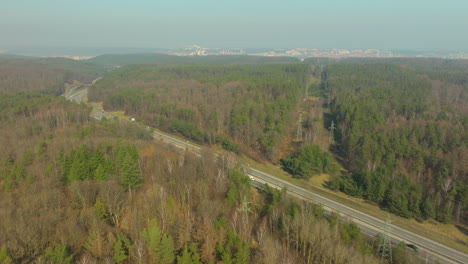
[455,224,468,236]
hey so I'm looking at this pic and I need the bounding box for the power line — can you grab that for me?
[296,113,303,142]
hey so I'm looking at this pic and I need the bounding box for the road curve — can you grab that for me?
[65,85,467,264]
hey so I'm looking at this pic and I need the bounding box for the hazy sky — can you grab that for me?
[1,0,467,51]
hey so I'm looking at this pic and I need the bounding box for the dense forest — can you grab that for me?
[0,62,399,263]
[87,53,300,67]
[88,57,467,227]
[0,57,106,94]
[315,59,468,225]
[89,64,310,161]
[2,54,464,262]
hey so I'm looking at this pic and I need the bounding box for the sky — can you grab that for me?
[1,0,467,52]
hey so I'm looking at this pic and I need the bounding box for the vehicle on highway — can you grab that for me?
[406,244,418,251]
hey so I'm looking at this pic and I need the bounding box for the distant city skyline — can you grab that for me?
[3,46,467,60]
[2,0,467,52]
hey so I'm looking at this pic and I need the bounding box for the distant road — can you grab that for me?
[64,85,467,264]
[63,84,115,120]
[63,85,87,104]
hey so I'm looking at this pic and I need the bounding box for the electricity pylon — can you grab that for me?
[239,196,251,213]
[378,216,393,263]
[328,120,336,143]
[296,113,303,142]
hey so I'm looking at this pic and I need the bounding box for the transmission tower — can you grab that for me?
[328,120,336,143]
[378,216,393,263]
[296,113,303,142]
[320,66,331,107]
[239,196,251,213]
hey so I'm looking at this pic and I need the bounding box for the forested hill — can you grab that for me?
[89,63,310,160]
[87,53,299,67]
[86,53,186,66]
[0,57,107,94]
[320,59,467,225]
[0,60,386,263]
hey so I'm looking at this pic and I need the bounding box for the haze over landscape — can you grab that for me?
[0,1,467,264]
[1,0,468,55]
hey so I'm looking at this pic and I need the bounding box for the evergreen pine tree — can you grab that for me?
[437,203,452,223]
[68,158,86,181]
[68,145,91,181]
[89,149,104,172]
[119,152,142,189]
[115,144,142,190]
[159,235,175,264]
[188,243,202,264]
[0,248,13,264]
[177,243,202,264]
[43,245,73,264]
[141,219,162,262]
[113,234,132,264]
[94,164,109,182]
[234,242,250,264]
[421,197,436,219]
[176,245,191,264]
